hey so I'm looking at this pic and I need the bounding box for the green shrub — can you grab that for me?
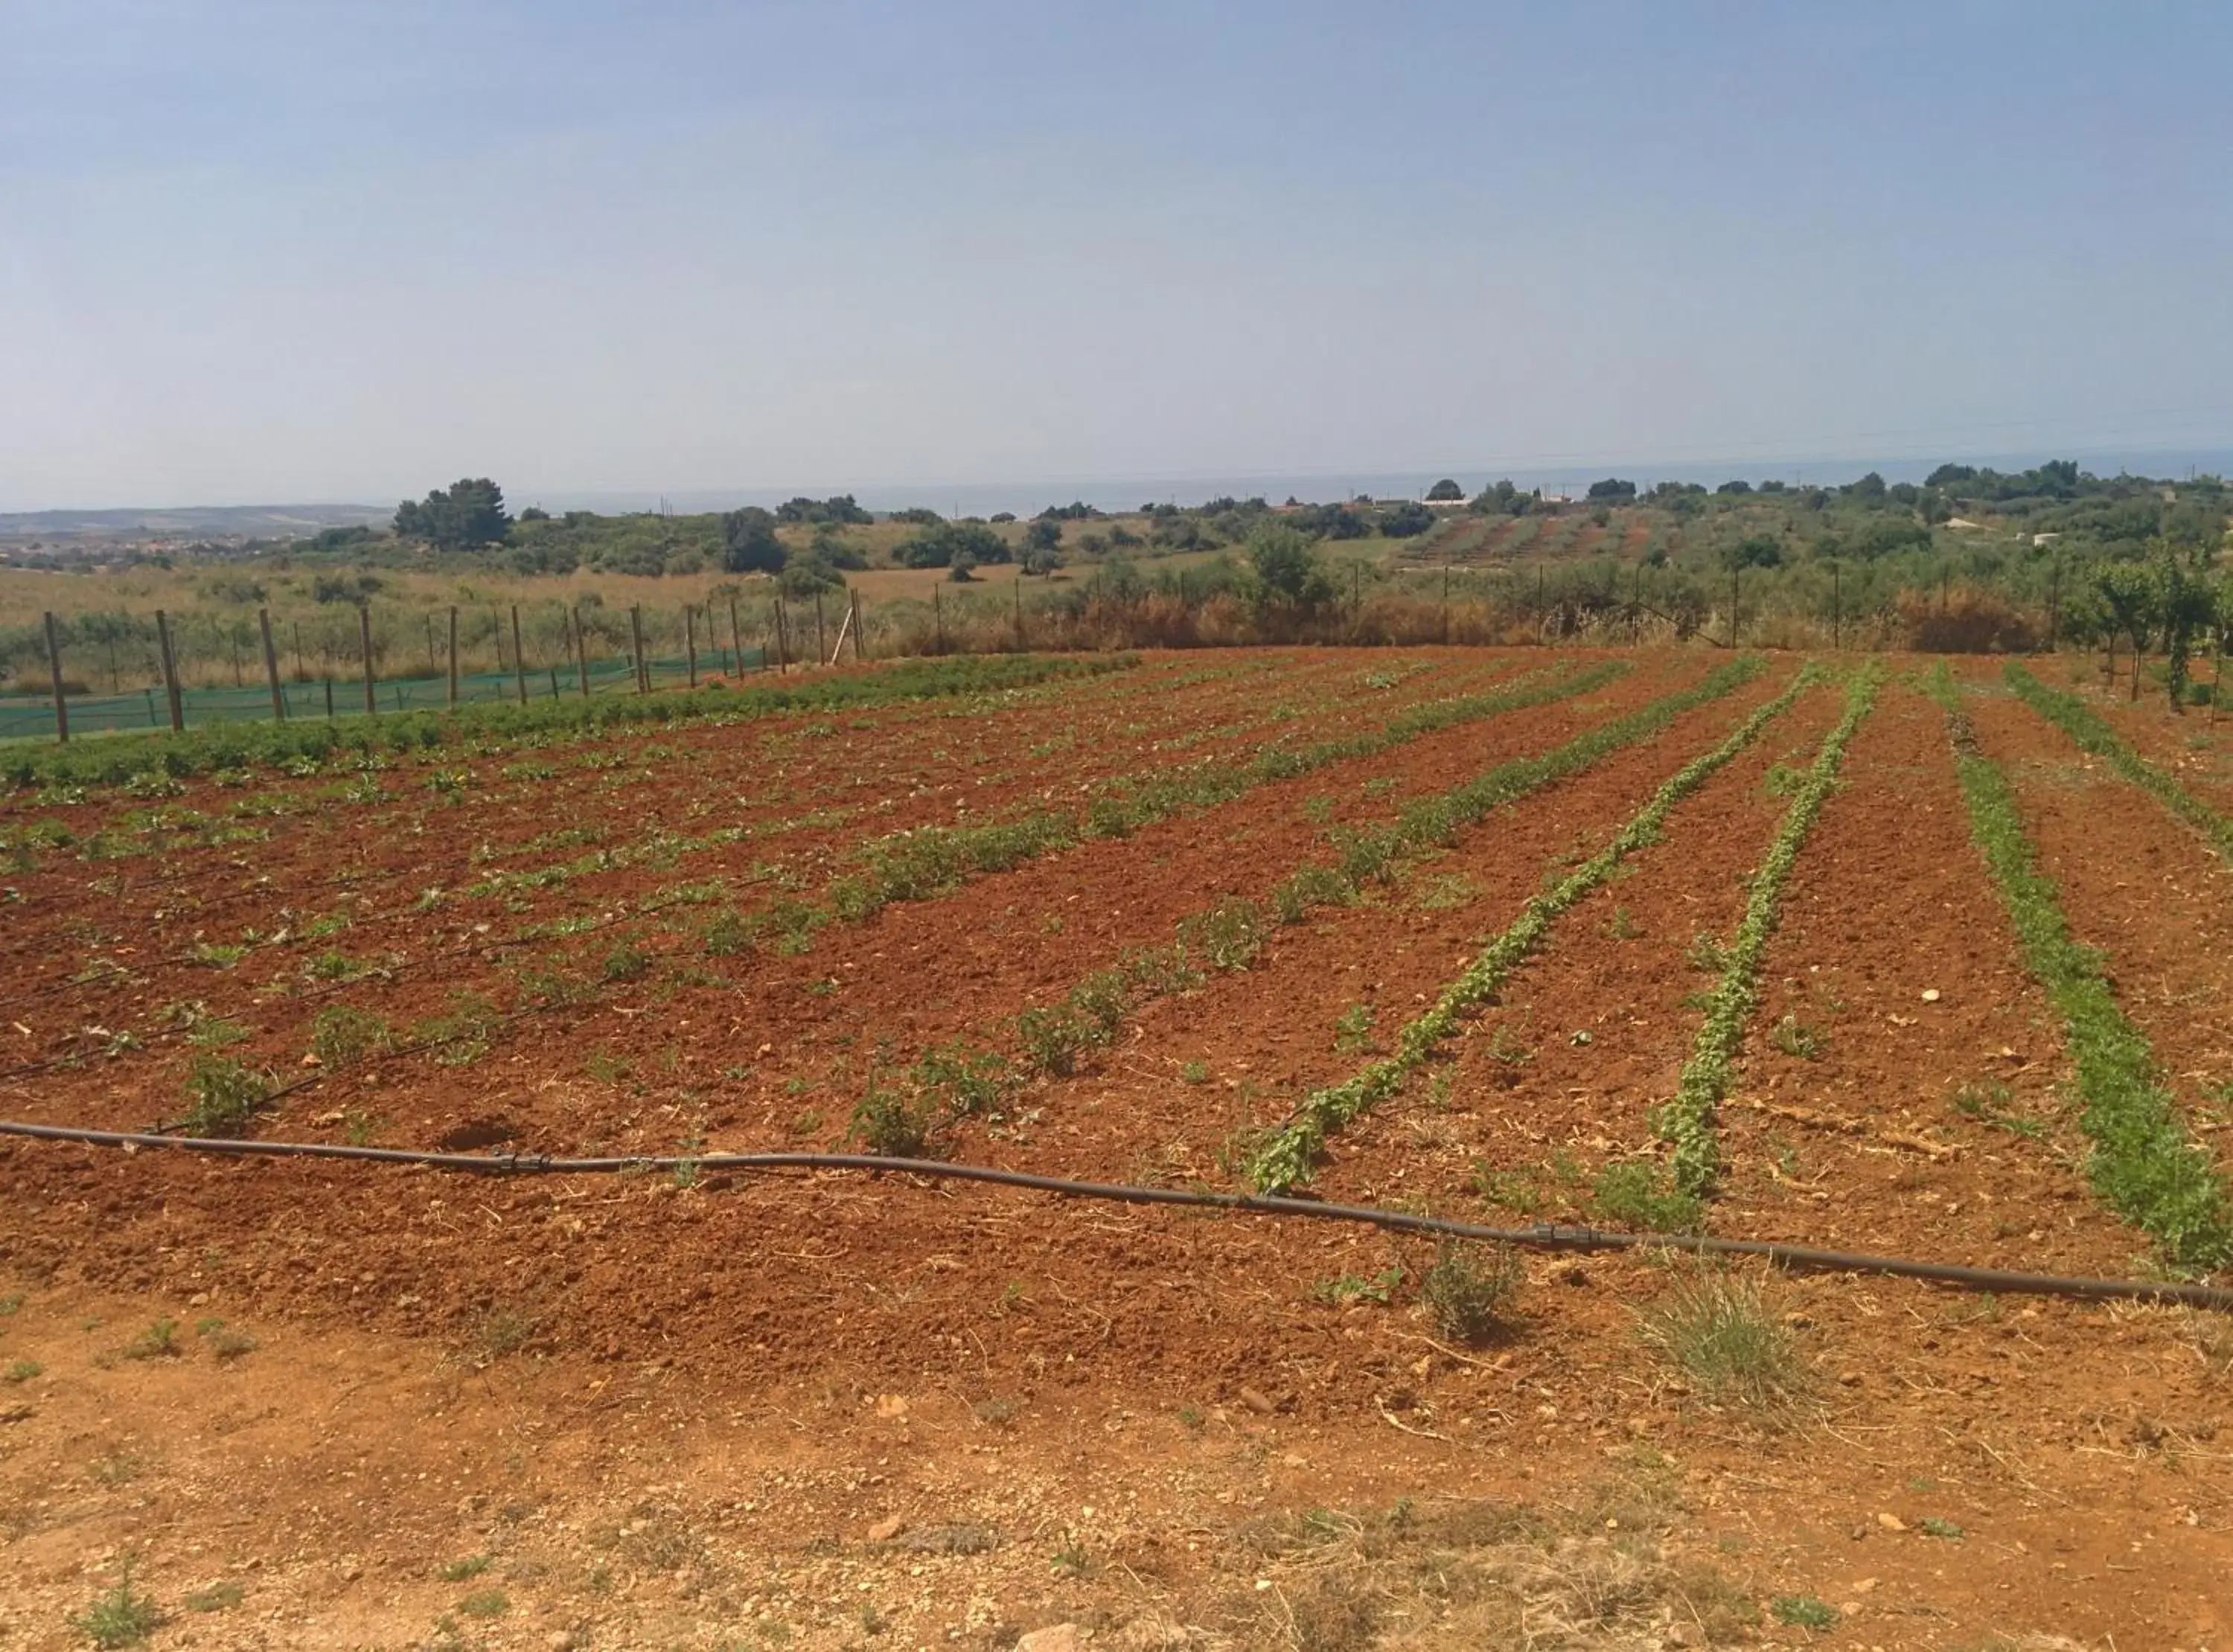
[182,1056,273,1137]
[1178,898,1267,971]
[852,1082,935,1156]
[69,1560,162,1648]
[1419,1240,1521,1345]
[309,1005,393,1069]
[1590,1162,1704,1233]
[703,909,750,956]
[601,942,651,982]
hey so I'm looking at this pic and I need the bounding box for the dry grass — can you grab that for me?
[1209,1490,1757,1650]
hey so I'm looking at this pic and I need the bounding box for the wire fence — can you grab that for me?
[0,651,767,740]
[0,595,834,743]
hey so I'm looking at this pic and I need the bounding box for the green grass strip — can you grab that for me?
[1246,658,1806,1194]
[2003,662,2233,865]
[1929,665,2233,1272]
[819,659,1635,926]
[1656,667,1879,1200]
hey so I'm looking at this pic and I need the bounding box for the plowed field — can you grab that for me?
[1,647,2228,1652]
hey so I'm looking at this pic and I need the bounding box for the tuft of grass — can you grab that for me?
[180,1582,243,1613]
[1951,1080,2045,1140]
[455,1588,508,1619]
[438,1556,491,1582]
[70,1560,163,1648]
[1639,1270,1808,1411]
[4,1357,42,1383]
[477,1310,534,1361]
[1419,1240,1521,1345]
[1472,1163,1547,1217]
[1771,1595,1839,1630]
[1310,1264,1402,1307]
[121,1319,182,1360]
[1332,1002,1375,1055]
[1931,664,2233,1272]
[1181,1060,1211,1085]
[1590,1162,1703,1233]
[1769,1014,1824,1060]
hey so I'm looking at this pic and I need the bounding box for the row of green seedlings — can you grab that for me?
[744,660,1636,953]
[1649,666,1881,1206]
[1927,665,2233,1272]
[47,665,1620,1124]
[4,652,1136,793]
[2003,662,2233,865]
[435,656,1545,924]
[448,660,1567,929]
[455,661,1411,900]
[1245,662,1814,1195]
[176,993,508,1138]
[850,656,1772,1155]
[1266,655,1765,918]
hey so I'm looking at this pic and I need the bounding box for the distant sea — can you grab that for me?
[7,446,2228,532]
[545,446,2233,519]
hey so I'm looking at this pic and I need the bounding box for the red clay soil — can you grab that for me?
[0,651,1533,1116]
[1710,683,2146,1263]
[1308,674,1841,1211]
[2,650,2230,1651]
[0,650,1408,1004]
[1004,663,1805,1187]
[0,651,1684,1155]
[1963,685,2233,1171]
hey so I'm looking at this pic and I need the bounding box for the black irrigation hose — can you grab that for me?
[4,1121,2230,1311]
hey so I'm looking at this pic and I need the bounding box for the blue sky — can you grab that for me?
[5,1,2232,509]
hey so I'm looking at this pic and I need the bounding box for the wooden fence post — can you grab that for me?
[447,606,460,704]
[686,605,699,688]
[630,606,648,694]
[155,609,185,731]
[1013,577,1024,650]
[851,589,864,661]
[360,604,377,714]
[43,612,68,744]
[511,605,528,705]
[574,605,591,697]
[814,591,826,664]
[727,595,744,675]
[258,607,285,721]
[775,598,790,673]
[934,584,945,654]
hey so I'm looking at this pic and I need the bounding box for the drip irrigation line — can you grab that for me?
[3,1120,2228,1311]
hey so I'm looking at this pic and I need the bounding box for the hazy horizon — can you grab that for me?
[7,2,2231,513]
